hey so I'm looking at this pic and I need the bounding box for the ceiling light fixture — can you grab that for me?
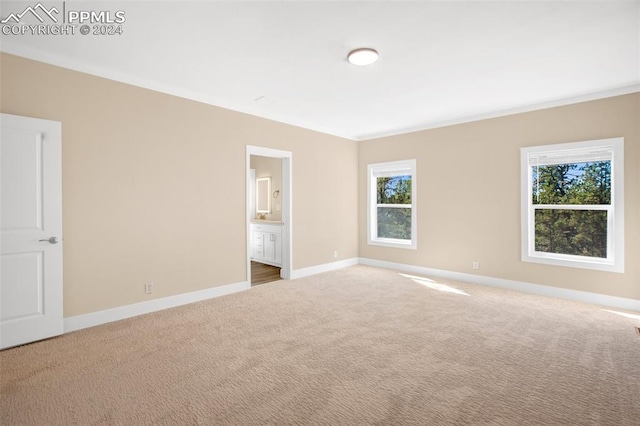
[347,48,379,66]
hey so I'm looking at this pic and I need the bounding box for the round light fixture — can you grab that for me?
[347,48,379,66]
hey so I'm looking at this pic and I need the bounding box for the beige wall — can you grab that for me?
[2,52,637,318]
[250,155,282,221]
[359,93,639,300]
[0,53,359,317]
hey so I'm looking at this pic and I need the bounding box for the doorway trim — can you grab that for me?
[246,145,293,282]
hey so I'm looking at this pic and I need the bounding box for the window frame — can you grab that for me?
[520,138,624,273]
[367,159,417,249]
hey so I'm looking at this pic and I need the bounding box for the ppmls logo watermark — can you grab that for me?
[1,2,126,36]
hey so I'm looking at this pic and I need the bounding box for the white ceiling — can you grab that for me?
[1,1,639,140]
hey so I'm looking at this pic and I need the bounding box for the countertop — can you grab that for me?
[250,220,283,225]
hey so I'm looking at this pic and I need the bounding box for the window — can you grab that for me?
[368,159,417,249]
[521,138,624,272]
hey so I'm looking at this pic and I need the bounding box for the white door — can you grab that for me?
[1,113,63,350]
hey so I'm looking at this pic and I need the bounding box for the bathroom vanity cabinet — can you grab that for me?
[250,222,282,267]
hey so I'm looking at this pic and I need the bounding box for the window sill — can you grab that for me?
[522,253,624,273]
[368,238,417,250]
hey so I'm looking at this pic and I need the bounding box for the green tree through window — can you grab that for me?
[532,161,611,258]
[368,159,417,249]
[377,176,412,239]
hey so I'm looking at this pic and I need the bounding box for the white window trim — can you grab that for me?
[520,137,624,273]
[367,159,417,249]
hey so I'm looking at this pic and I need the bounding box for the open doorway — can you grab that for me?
[249,155,282,285]
[246,146,292,286]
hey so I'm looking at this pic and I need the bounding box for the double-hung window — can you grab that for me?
[521,138,624,272]
[368,159,417,249]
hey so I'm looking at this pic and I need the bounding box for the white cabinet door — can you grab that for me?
[273,233,282,265]
[1,114,63,350]
[264,233,275,261]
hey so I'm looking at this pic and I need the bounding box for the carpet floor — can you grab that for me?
[1,265,639,425]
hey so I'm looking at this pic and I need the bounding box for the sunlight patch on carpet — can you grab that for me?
[399,273,469,296]
[602,309,640,321]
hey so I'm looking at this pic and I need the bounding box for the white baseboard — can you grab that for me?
[64,281,250,333]
[63,256,638,334]
[63,256,358,334]
[291,257,359,279]
[359,258,640,312]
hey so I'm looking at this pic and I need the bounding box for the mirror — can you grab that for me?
[256,177,271,213]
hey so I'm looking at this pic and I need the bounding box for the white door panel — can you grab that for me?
[1,252,43,320]
[1,114,63,350]
[1,129,43,230]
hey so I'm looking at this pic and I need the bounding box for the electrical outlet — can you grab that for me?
[472,261,480,270]
[145,281,154,294]
[333,251,338,259]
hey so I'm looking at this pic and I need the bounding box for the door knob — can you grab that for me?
[39,236,59,244]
